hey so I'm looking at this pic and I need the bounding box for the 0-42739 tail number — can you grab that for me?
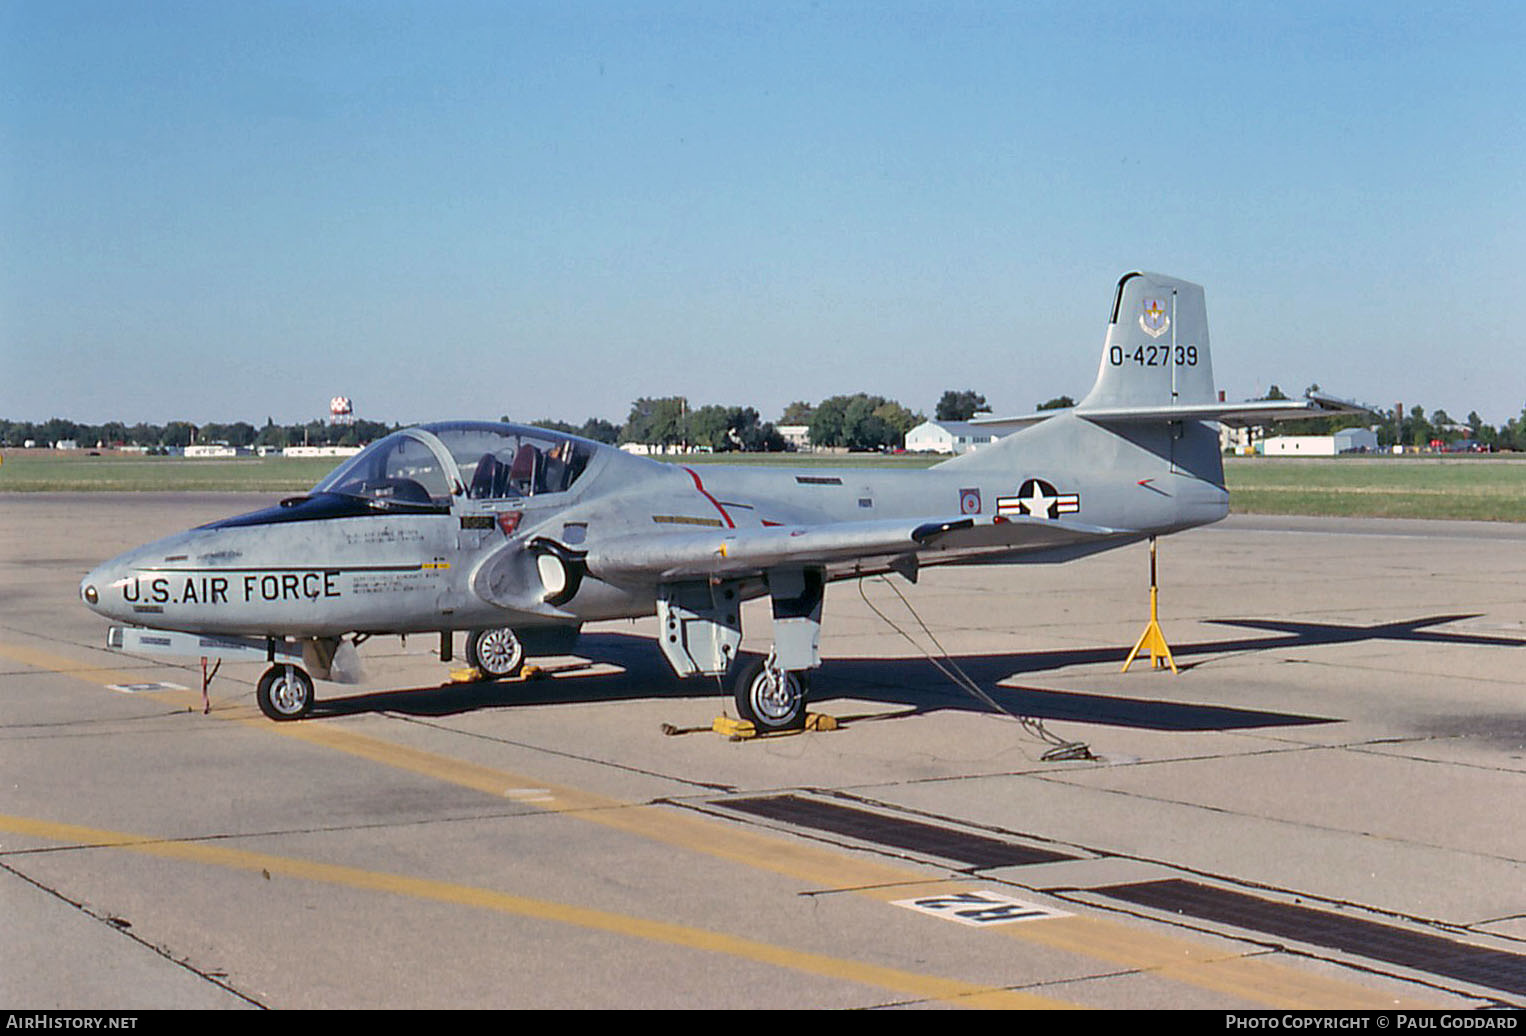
[1109,344,1199,367]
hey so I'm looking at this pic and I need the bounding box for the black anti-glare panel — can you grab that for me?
[721,795,1075,869]
[1099,879,1526,997]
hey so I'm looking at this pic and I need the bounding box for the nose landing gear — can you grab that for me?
[256,664,314,721]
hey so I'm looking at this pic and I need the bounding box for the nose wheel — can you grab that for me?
[733,656,810,732]
[256,664,315,721]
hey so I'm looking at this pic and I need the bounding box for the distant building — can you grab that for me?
[1220,423,1265,456]
[1262,436,1336,457]
[904,420,994,455]
[283,446,363,458]
[184,444,245,458]
[1261,428,1378,456]
[1336,428,1379,453]
[776,424,812,452]
[617,442,698,456]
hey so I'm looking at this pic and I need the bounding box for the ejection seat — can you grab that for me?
[507,444,540,497]
[469,454,497,499]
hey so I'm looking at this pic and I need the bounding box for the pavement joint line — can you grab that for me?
[4,636,1445,1008]
[1021,763,1526,866]
[386,711,739,794]
[0,856,268,1009]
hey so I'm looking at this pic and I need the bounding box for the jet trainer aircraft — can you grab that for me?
[80,273,1360,728]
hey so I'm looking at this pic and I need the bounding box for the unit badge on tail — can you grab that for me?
[1140,297,1170,338]
[997,479,1080,520]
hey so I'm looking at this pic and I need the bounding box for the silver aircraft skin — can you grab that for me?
[79,273,1358,727]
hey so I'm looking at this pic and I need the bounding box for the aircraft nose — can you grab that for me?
[80,559,129,620]
[80,565,108,614]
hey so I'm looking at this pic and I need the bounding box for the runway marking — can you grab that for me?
[250,713,1432,1008]
[0,642,174,696]
[894,890,1072,926]
[2,637,1441,1009]
[106,681,188,694]
[0,811,1070,1011]
[503,787,555,803]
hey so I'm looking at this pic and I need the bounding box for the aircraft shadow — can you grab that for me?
[309,640,1322,732]
[301,612,1521,731]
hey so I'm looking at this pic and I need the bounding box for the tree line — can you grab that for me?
[537,392,941,453]
[11,385,1526,454]
[0,417,398,451]
[559,388,1000,453]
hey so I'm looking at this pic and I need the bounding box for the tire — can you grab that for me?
[257,665,314,721]
[466,627,525,680]
[733,657,809,732]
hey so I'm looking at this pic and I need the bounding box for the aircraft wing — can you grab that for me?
[582,514,1126,585]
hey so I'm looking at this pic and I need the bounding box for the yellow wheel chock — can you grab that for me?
[449,664,545,684]
[712,713,839,740]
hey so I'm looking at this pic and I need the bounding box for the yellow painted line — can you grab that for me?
[0,642,187,699]
[997,913,1422,1010]
[257,715,966,886]
[4,638,1443,1009]
[257,716,1433,1009]
[0,812,1068,1010]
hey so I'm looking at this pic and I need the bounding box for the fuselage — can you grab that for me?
[80,417,1228,640]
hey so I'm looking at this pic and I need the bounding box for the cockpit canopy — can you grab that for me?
[312,422,593,508]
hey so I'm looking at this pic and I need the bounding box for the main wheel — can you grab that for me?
[733,657,810,732]
[256,665,314,721]
[466,627,525,680]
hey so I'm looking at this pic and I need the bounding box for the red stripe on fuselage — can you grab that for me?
[681,467,736,529]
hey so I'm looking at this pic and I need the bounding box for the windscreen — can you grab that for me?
[311,431,453,508]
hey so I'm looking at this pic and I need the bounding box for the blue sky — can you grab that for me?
[3,1,1522,429]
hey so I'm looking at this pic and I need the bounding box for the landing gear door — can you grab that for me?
[657,581,743,678]
[768,567,824,672]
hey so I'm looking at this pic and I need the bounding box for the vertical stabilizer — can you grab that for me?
[946,271,1230,510]
[1079,272,1217,410]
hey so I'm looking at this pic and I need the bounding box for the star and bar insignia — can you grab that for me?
[996,479,1080,520]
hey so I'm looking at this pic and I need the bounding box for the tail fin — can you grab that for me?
[970,271,1359,434]
[946,271,1226,491]
[1079,272,1217,410]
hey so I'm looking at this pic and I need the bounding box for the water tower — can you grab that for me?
[329,396,354,425]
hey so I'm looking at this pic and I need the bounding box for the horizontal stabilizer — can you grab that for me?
[970,271,1370,434]
[973,392,1371,432]
[1086,390,1368,427]
[1180,392,1373,428]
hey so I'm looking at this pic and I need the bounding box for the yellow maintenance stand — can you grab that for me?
[1121,536,1177,674]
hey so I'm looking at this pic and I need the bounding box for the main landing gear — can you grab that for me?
[465,627,526,680]
[657,567,826,735]
[732,655,810,732]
